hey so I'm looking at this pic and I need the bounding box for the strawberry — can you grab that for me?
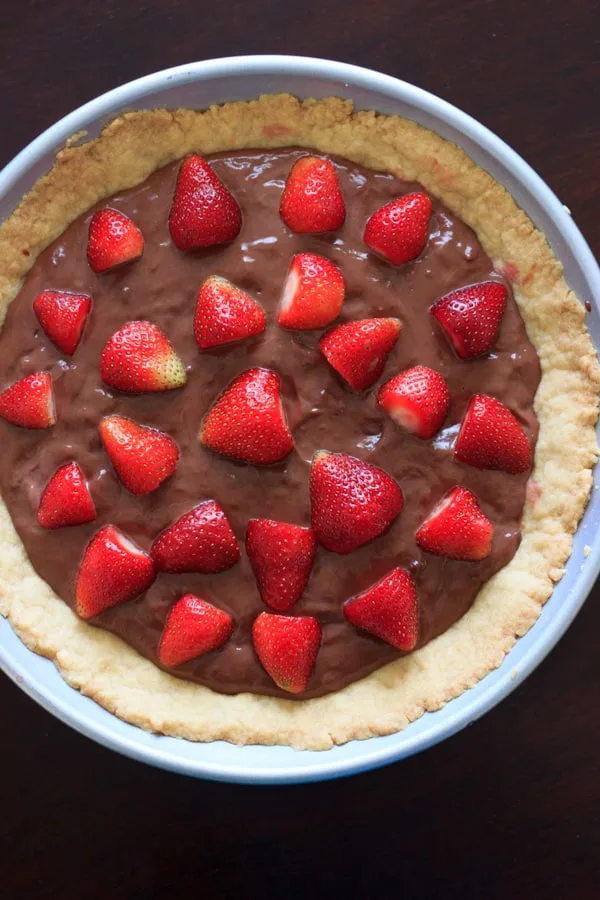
[37,462,96,529]
[430,281,508,359]
[377,365,450,439]
[75,525,155,619]
[344,567,418,650]
[151,500,240,574]
[33,290,92,355]
[158,594,233,667]
[199,367,293,465]
[246,519,317,612]
[87,208,144,273]
[310,451,403,554]
[278,252,345,330]
[194,275,266,349]
[416,486,493,560]
[319,317,401,391]
[279,156,345,233]
[0,372,55,429]
[169,154,242,251]
[364,192,431,265]
[252,612,321,694]
[100,320,186,392]
[99,415,179,496]
[455,394,531,474]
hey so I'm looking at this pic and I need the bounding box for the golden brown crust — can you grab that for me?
[0,94,598,750]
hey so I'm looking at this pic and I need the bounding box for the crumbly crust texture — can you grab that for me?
[0,94,598,749]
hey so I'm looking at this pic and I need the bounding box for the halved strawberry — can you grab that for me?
[364,192,431,265]
[75,525,155,619]
[151,500,240,574]
[455,394,531,474]
[310,451,403,554]
[246,519,317,612]
[33,290,92,355]
[344,567,418,650]
[319,318,401,391]
[278,253,345,330]
[430,281,508,359]
[87,208,144,273]
[158,594,233,667]
[194,275,266,349]
[199,367,293,465]
[279,156,345,233]
[100,415,179,495]
[100,320,186,392]
[169,154,242,251]
[37,462,96,529]
[377,365,450,439]
[0,372,55,429]
[416,486,493,560]
[252,612,321,694]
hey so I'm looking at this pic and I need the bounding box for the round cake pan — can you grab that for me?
[1,55,599,784]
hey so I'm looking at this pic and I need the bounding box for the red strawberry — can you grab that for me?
[169,154,242,251]
[278,252,345,330]
[430,281,508,359]
[87,208,144,273]
[455,394,531,474]
[100,415,179,496]
[252,612,321,694]
[75,525,155,619]
[0,372,55,429]
[37,462,96,529]
[319,317,401,391]
[33,290,92,355]
[416,486,493,560]
[344,567,418,650]
[200,367,293,465]
[246,519,317,612]
[279,156,345,233]
[158,594,233,667]
[151,501,240,574]
[100,320,186,392]
[364,192,431,265]
[310,451,403,554]
[194,275,266,349]
[377,365,450,439]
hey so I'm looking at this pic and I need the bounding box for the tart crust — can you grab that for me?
[0,94,598,750]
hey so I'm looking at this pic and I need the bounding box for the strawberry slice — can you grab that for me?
[319,317,401,391]
[37,462,96,529]
[87,208,144,273]
[75,525,155,619]
[100,415,179,496]
[430,281,508,359]
[169,154,242,251]
[455,394,531,474]
[310,451,403,554]
[33,290,92,355]
[0,372,55,429]
[416,486,493,560]
[252,612,321,694]
[151,500,240,574]
[279,156,345,233]
[246,519,317,612]
[278,252,345,330]
[158,594,233,667]
[364,192,431,265]
[344,567,418,650]
[377,365,450,439]
[194,275,266,349]
[100,320,186,392]
[199,367,293,465]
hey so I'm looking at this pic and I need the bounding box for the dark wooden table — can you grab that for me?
[2,1,599,897]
